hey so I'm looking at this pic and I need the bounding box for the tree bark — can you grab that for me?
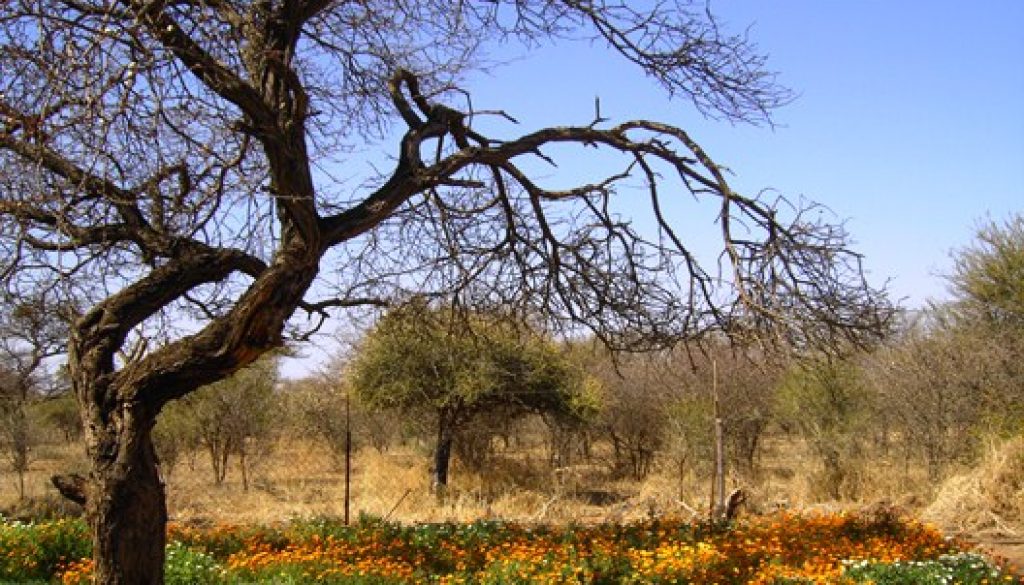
[240,445,249,492]
[433,412,454,492]
[86,427,167,584]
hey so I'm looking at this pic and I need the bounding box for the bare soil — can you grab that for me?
[971,540,1024,577]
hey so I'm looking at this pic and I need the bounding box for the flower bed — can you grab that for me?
[1,512,1017,583]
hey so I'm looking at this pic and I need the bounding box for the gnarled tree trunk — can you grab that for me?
[55,405,168,583]
[87,428,167,584]
[0,2,890,579]
[50,241,322,583]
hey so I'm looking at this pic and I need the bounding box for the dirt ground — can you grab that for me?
[973,540,1024,577]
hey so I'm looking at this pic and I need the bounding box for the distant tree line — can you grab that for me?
[3,215,1021,509]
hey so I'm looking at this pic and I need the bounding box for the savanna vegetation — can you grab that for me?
[0,0,1018,581]
[2,215,1023,582]
[0,0,896,579]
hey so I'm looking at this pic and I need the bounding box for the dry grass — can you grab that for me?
[0,440,87,513]
[924,436,1024,538]
[4,432,1023,540]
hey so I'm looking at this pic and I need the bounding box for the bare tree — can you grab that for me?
[586,349,676,480]
[866,315,1024,482]
[863,217,1024,481]
[695,348,783,476]
[587,343,782,482]
[0,294,67,500]
[156,354,280,489]
[775,357,874,500]
[0,1,890,581]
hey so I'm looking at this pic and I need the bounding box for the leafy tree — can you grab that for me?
[37,394,83,444]
[664,393,716,485]
[0,363,37,501]
[349,304,596,490]
[0,1,892,579]
[945,214,1024,436]
[150,397,199,483]
[948,214,1024,330]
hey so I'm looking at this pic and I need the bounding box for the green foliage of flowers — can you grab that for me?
[164,541,224,585]
[842,552,1019,584]
[1,512,1018,584]
[0,515,89,582]
[228,563,405,585]
[169,522,290,559]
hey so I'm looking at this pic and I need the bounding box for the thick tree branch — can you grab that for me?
[51,473,87,506]
[124,0,275,130]
[0,4,890,581]
[72,244,268,402]
[0,133,226,261]
[111,243,317,410]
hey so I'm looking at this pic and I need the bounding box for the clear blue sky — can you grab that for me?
[286,2,1023,376]
[457,0,1024,309]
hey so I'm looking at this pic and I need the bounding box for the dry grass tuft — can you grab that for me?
[924,436,1024,538]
